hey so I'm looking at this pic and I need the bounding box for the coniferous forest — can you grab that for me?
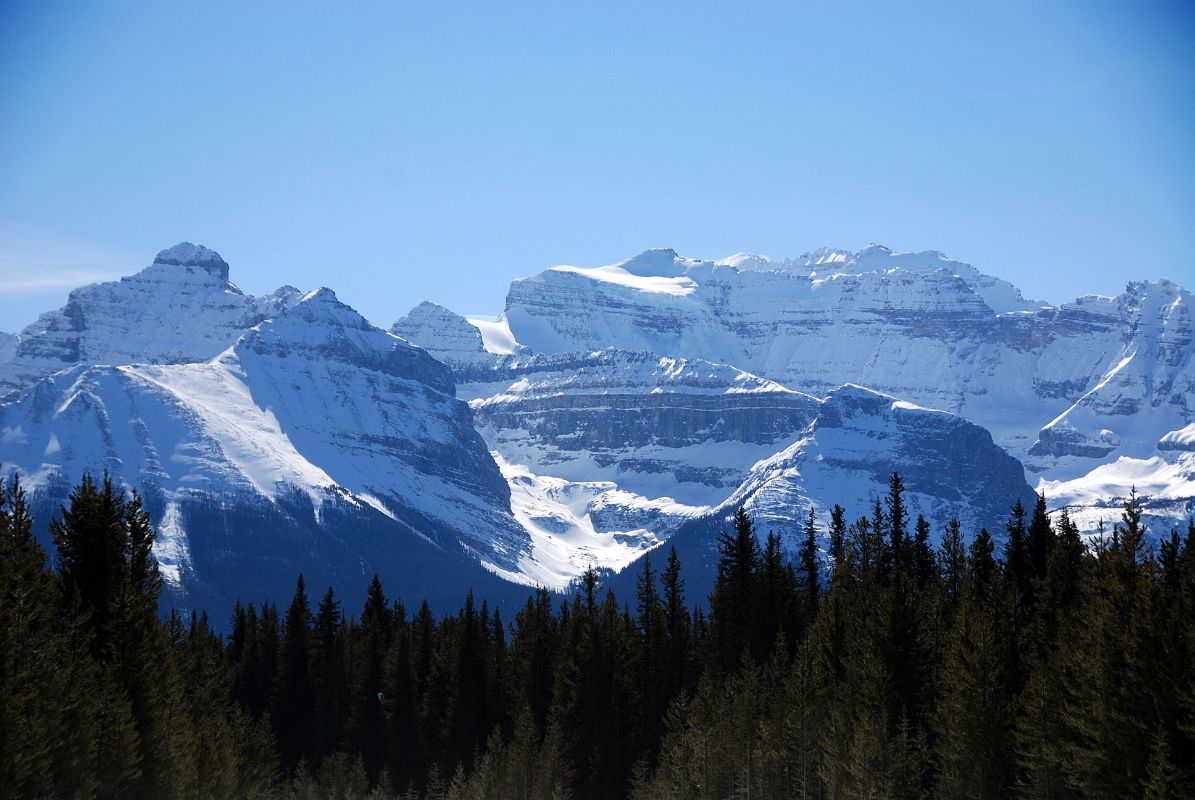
[2,471,1194,800]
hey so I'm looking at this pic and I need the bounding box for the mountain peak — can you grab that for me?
[274,287,374,332]
[391,302,497,367]
[615,248,684,277]
[299,286,341,304]
[717,252,774,271]
[823,383,891,409]
[153,242,229,281]
[798,247,852,266]
[233,287,456,395]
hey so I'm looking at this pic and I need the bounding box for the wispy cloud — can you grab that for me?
[0,221,136,295]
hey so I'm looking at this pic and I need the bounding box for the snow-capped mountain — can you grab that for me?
[391,301,521,369]
[398,245,1194,538]
[1,240,1188,614]
[0,247,535,614]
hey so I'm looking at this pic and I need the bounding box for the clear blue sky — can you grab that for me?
[2,0,1193,331]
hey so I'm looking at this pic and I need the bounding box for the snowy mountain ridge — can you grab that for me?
[397,245,1193,540]
[0,241,1188,614]
[0,265,535,612]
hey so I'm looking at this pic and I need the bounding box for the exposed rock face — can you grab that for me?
[0,243,303,392]
[150,242,231,279]
[469,349,819,451]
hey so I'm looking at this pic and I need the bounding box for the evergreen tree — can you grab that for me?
[1027,492,1054,600]
[942,518,966,604]
[6,468,1195,800]
[312,585,347,765]
[970,528,997,596]
[1005,499,1029,595]
[935,581,1015,799]
[448,591,490,771]
[660,546,690,702]
[1,475,112,799]
[887,472,909,572]
[829,503,847,568]
[872,498,891,577]
[384,601,420,789]
[757,530,797,659]
[276,574,316,774]
[51,473,127,653]
[709,507,760,672]
[350,575,390,783]
[800,506,821,621]
[633,554,667,758]
[914,514,935,588]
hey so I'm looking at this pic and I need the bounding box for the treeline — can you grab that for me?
[2,472,1194,799]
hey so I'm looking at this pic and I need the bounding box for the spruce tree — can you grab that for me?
[1027,492,1054,596]
[51,473,127,653]
[709,507,760,672]
[660,546,690,704]
[800,506,821,620]
[942,518,966,604]
[276,574,316,773]
[914,514,935,588]
[1,475,111,798]
[1005,499,1029,595]
[970,528,997,596]
[350,575,391,783]
[633,553,667,758]
[758,530,796,658]
[312,586,347,764]
[829,503,847,569]
[887,472,908,572]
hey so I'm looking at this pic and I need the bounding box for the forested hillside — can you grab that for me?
[1,472,1192,799]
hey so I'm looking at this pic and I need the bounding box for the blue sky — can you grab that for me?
[2,0,1192,330]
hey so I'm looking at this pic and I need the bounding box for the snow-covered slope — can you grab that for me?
[0,243,303,393]
[0,262,536,615]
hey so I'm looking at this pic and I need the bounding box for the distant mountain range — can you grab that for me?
[2,242,1190,616]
